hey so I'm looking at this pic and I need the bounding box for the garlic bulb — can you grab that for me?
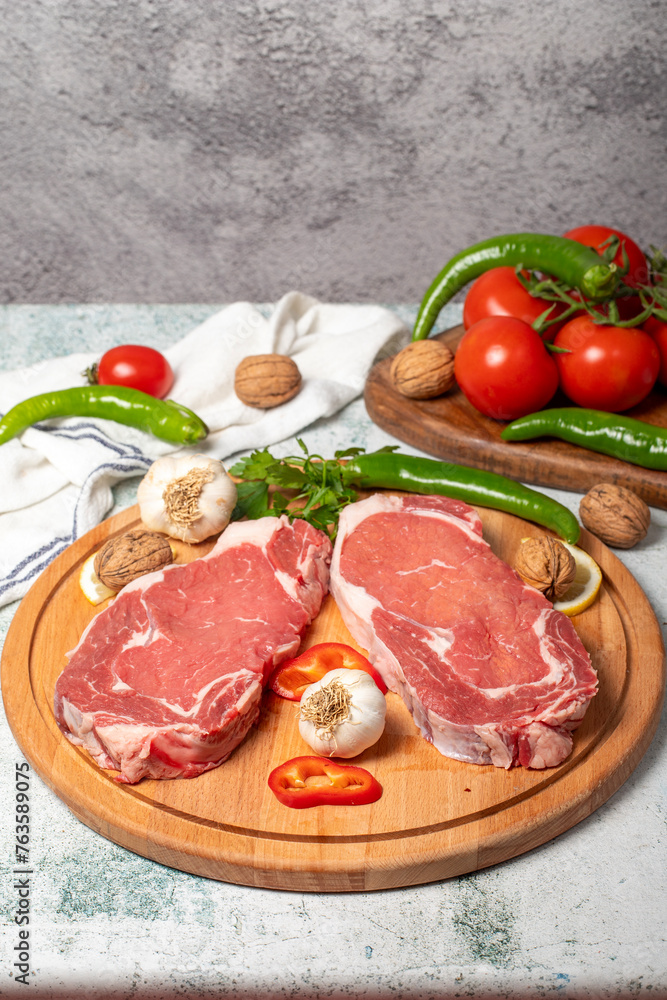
[298,668,386,759]
[137,454,237,543]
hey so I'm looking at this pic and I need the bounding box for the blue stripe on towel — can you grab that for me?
[72,459,151,540]
[41,421,153,459]
[0,536,71,599]
[1,444,153,600]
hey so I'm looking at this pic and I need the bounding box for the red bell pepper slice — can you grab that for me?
[268,756,383,809]
[268,642,387,700]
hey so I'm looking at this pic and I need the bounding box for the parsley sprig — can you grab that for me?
[517,236,667,337]
[229,439,394,538]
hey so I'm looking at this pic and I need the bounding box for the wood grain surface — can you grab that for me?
[2,502,664,892]
[365,325,667,509]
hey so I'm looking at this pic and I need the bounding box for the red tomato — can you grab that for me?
[454,317,559,421]
[463,266,566,333]
[96,345,174,398]
[563,225,648,288]
[643,315,667,386]
[553,316,660,412]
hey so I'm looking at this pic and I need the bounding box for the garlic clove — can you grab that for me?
[137,454,238,544]
[298,668,387,759]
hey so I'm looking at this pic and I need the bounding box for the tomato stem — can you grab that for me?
[82,362,99,385]
[518,269,657,332]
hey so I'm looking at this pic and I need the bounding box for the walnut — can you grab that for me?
[234,354,302,408]
[94,529,174,591]
[389,340,455,399]
[579,483,650,549]
[514,537,576,601]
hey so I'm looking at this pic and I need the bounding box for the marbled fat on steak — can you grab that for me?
[330,494,597,769]
[55,516,331,783]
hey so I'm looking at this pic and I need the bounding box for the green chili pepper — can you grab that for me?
[501,407,667,471]
[342,451,580,544]
[412,233,619,341]
[0,386,208,447]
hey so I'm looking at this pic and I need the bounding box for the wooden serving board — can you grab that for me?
[365,325,667,509]
[2,502,665,892]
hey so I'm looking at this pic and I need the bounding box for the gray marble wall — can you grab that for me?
[2,0,665,304]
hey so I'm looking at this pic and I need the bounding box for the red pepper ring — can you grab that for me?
[268,756,383,809]
[268,642,387,700]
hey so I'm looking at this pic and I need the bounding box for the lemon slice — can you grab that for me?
[552,542,603,616]
[79,553,115,605]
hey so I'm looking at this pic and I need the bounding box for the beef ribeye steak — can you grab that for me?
[55,516,331,783]
[329,494,597,769]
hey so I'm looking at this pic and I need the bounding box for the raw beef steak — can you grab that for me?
[55,516,331,783]
[330,494,597,769]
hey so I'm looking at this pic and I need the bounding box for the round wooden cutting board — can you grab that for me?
[2,502,665,892]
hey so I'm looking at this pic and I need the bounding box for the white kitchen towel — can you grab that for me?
[0,292,407,606]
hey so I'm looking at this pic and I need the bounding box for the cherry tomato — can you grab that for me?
[553,316,660,412]
[463,266,566,334]
[454,317,559,421]
[563,225,648,289]
[96,345,174,398]
[643,315,667,386]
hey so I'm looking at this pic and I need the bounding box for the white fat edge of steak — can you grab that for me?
[59,692,262,784]
[329,493,597,770]
[56,515,332,782]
